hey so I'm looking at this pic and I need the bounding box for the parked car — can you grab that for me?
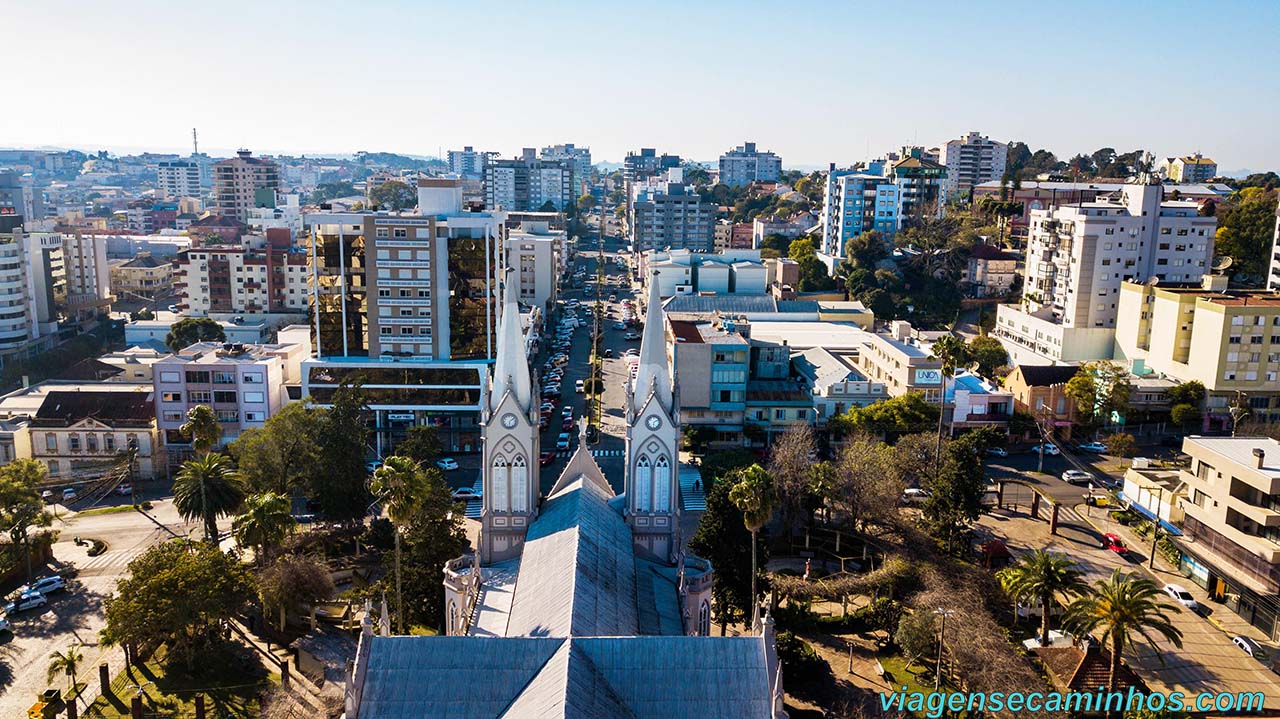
[1101,533,1129,554]
[21,576,66,596]
[556,433,571,450]
[40,490,53,503]
[5,591,47,614]
[61,488,76,502]
[1078,441,1109,453]
[115,483,132,496]
[561,406,574,417]
[451,487,480,501]
[585,425,599,442]
[1031,443,1061,456]
[608,294,617,302]
[436,458,460,471]
[901,488,930,505]
[985,447,1008,457]
[540,451,557,467]
[0,616,9,633]
[1163,583,1199,611]
[624,332,641,341]
[1233,635,1268,659]
[612,321,627,330]
[1061,470,1093,485]
[603,349,613,358]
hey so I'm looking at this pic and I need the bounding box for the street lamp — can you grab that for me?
[933,607,955,691]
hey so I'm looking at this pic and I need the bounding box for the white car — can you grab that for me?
[5,591,47,614]
[1163,583,1199,611]
[1078,441,1109,453]
[21,576,66,596]
[61,488,77,502]
[901,488,930,505]
[436,458,460,471]
[575,379,586,393]
[115,483,132,496]
[1233,635,1268,659]
[1031,443,1061,456]
[451,487,481,501]
[985,447,1008,458]
[1061,470,1093,485]
[0,616,9,633]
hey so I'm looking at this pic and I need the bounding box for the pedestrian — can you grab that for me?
[804,559,811,582]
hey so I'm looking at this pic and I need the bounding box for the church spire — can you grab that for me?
[632,271,671,411]
[490,268,532,413]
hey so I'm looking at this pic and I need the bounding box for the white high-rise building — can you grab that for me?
[718,141,782,187]
[0,219,65,364]
[156,159,205,198]
[938,131,1007,202]
[539,143,592,193]
[447,146,495,179]
[483,149,574,212]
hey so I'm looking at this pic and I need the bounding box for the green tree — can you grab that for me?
[180,404,222,455]
[1106,432,1137,458]
[370,456,426,634]
[228,401,324,494]
[788,237,817,261]
[967,336,1009,379]
[165,317,225,352]
[728,464,776,618]
[930,334,972,444]
[395,465,467,632]
[174,453,246,543]
[1064,361,1132,427]
[1166,380,1205,407]
[690,462,760,634]
[576,193,595,213]
[795,255,836,292]
[231,492,296,564]
[922,430,993,553]
[309,181,358,204]
[894,610,937,669]
[309,380,372,522]
[998,550,1089,647]
[832,392,939,439]
[538,199,558,212]
[256,554,334,631]
[1064,569,1183,699]
[368,180,416,211]
[1213,188,1278,283]
[47,643,84,696]
[759,233,791,255]
[101,542,253,670]
[1170,403,1201,429]
[395,424,442,466]
[0,459,51,580]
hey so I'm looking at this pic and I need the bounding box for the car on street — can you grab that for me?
[602,348,613,358]
[436,458,460,471]
[1101,533,1129,554]
[62,488,76,502]
[556,433,571,450]
[365,460,383,473]
[1061,470,1093,485]
[5,591,47,614]
[21,576,66,596]
[901,488,930,505]
[985,447,1008,457]
[624,332,641,341]
[1079,441,1109,453]
[575,379,585,393]
[0,616,9,633]
[540,451,557,466]
[41,490,53,502]
[561,406,573,417]
[608,294,617,302]
[612,321,627,330]
[1031,443,1061,456]
[115,483,132,496]
[585,425,599,442]
[1233,635,1268,659]
[1163,583,1199,611]
[451,487,480,501]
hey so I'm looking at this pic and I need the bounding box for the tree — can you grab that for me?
[922,430,992,553]
[788,237,817,261]
[1064,361,1132,427]
[728,464,776,619]
[576,193,595,213]
[1213,188,1278,284]
[102,542,253,671]
[832,433,901,533]
[47,644,85,696]
[1106,432,1137,459]
[1166,380,1205,408]
[967,336,1008,379]
[228,401,324,494]
[165,317,225,352]
[929,335,972,444]
[894,610,936,670]
[796,255,836,292]
[309,380,372,522]
[1064,569,1183,701]
[689,451,759,633]
[368,180,416,211]
[395,465,467,632]
[369,456,427,634]
[832,393,939,440]
[257,554,334,631]
[174,453,246,543]
[395,424,443,466]
[0,459,51,580]
[232,492,296,564]
[180,404,222,455]
[1170,403,1201,429]
[309,181,358,204]
[998,550,1089,647]
[538,200,558,213]
[767,425,815,535]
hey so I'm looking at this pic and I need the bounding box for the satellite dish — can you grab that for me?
[1213,256,1234,272]
[1146,276,1160,286]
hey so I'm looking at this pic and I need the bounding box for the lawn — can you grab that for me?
[81,643,271,719]
[75,505,139,517]
[877,653,970,718]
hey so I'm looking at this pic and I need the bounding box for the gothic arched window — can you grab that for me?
[511,455,528,513]
[653,455,671,512]
[491,456,508,511]
[699,600,711,636]
[448,600,458,635]
[634,456,651,512]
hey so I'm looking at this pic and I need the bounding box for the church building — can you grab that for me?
[341,273,786,718]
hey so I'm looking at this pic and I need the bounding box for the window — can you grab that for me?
[243,374,262,384]
[162,411,183,422]
[634,456,652,512]
[380,327,392,335]
[87,434,98,452]
[104,435,115,452]
[212,371,236,384]
[245,411,264,422]
[376,228,388,239]
[160,371,180,383]
[774,409,786,420]
[47,460,58,473]
[190,391,212,404]
[401,327,414,335]
[393,228,408,238]
[213,390,237,403]
[68,435,80,451]
[185,370,211,384]
[215,409,239,423]
[45,433,56,452]
[161,391,182,402]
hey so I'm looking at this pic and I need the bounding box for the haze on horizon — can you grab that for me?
[6,0,1280,173]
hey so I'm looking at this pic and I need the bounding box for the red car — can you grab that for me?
[1101,533,1129,554]
[539,451,557,466]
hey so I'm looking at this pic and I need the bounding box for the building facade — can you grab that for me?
[623,148,681,183]
[1162,154,1218,183]
[505,221,563,314]
[483,149,574,212]
[156,159,205,198]
[817,165,898,265]
[447,147,495,179]
[174,229,309,316]
[961,244,1019,297]
[110,254,173,297]
[627,168,716,253]
[213,150,280,223]
[539,143,592,194]
[719,142,782,187]
[939,131,1007,202]
[0,217,64,364]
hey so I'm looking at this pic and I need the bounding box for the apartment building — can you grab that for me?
[791,346,887,424]
[1269,203,1280,291]
[939,131,1007,202]
[1115,277,1280,428]
[505,220,563,313]
[752,214,813,247]
[1176,436,1280,640]
[0,216,64,364]
[1162,154,1218,183]
[961,244,1019,297]
[1003,364,1079,438]
[995,181,1217,364]
[60,231,112,321]
[639,248,767,297]
[174,229,309,316]
[714,221,753,251]
[627,168,716,253]
[483,149,573,212]
[0,168,45,221]
[718,142,782,187]
[109,253,173,297]
[667,316,751,445]
[153,326,310,451]
[623,148,681,183]
[213,149,280,223]
[855,322,945,404]
[447,146,496,179]
[539,143,592,193]
[817,164,897,266]
[891,150,947,225]
[156,159,204,198]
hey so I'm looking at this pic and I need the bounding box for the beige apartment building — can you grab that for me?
[1176,436,1280,639]
[855,322,944,404]
[174,230,309,315]
[1115,276,1280,428]
[213,149,279,223]
[110,253,173,297]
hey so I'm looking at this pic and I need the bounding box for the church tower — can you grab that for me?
[480,270,540,564]
[625,272,681,562]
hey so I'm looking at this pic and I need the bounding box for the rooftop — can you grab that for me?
[0,382,155,420]
[746,321,870,351]
[32,389,155,426]
[1183,436,1280,479]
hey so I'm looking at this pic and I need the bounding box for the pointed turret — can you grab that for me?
[490,268,532,413]
[632,271,672,411]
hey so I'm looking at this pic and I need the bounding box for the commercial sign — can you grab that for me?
[914,369,942,385]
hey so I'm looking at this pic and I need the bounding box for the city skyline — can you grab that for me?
[6,0,1279,173]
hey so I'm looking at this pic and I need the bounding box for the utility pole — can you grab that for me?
[1148,486,1165,569]
[933,608,954,691]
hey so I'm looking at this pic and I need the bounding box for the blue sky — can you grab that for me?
[7,0,1279,172]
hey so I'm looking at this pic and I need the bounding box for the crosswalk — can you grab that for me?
[548,448,623,459]
[70,548,140,577]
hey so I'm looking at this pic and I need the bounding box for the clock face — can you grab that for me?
[645,415,661,431]
[501,413,518,429]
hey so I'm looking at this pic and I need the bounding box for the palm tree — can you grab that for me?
[928,335,971,451]
[1064,569,1184,703]
[728,464,776,626]
[369,456,426,635]
[174,453,246,543]
[232,492,296,564]
[180,404,222,456]
[998,550,1090,648]
[47,643,84,698]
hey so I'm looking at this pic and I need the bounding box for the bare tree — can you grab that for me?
[767,425,816,535]
[833,433,902,533]
[894,433,946,491]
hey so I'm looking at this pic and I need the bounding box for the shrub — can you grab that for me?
[775,631,825,685]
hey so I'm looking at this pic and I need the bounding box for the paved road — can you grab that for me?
[0,498,196,717]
